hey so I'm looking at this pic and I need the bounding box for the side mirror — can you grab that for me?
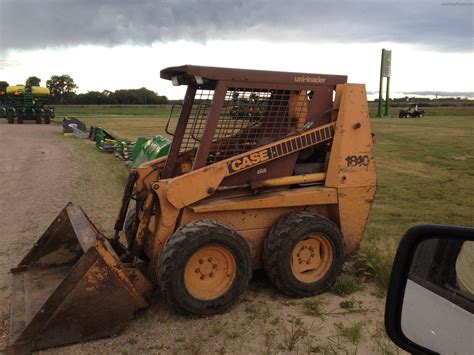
[385,225,474,354]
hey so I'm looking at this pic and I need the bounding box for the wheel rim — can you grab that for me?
[291,234,333,283]
[184,245,237,300]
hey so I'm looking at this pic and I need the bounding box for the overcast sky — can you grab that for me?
[1,0,472,98]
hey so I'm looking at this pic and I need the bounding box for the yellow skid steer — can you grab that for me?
[9,65,376,353]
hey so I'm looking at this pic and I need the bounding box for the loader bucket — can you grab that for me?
[8,203,152,353]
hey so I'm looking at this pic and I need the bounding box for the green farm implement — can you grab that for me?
[0,81,8,118]
[5,85,55,124]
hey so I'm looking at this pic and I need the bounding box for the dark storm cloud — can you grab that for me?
[0,0,472,52]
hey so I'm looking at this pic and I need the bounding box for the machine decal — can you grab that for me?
[294,75,327,84]
[345,155,370,167]
[228,149,271,173]
[227,123,336,175]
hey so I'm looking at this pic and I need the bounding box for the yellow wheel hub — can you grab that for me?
[291,234,333,283]
[184,245,236,300]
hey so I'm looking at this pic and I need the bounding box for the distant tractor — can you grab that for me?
[398,103,424,118]
[5,85,55,124]
[0,81,8,118]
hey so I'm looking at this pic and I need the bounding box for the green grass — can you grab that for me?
[55,105,174,141]
[335,321,364,344]
[330,276,364,296]
[364,115,473,245]
[301,297,325,317]
[280,318,310,351]
[55,105,171,117]
[354,246,393,293]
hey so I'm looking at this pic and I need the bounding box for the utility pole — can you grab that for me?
[378,49,392,117]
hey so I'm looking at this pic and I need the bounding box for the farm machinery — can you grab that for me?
[4,85,55,124]
[0,81,8,117]
[398,103,424,118]
[8,65,377,353]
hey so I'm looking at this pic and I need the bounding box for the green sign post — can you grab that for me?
[378,49,391,117]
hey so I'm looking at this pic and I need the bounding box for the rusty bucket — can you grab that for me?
[8,203,152,354]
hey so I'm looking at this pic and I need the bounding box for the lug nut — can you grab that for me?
[213,264,218,269]
[195,268,200,273]
[208,257,213,262]
[209,273,214,277]
[200,275,205,280]
[199,259,203,264]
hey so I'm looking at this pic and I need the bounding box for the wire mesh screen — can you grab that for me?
[179,88,312,164]
[179,90,214,153]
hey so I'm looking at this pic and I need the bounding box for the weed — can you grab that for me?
[324,298,368,317]
[280,318,311,351]
[301,297,325,317]
[330,276,364,296]
[316,343,338,355]
[335,322,364,344]
[339,300,355,310]
[271,316,280,326]
[354,246,393,292]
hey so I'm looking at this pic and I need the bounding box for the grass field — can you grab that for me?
[363,115,473,261]
[56,105,474,285]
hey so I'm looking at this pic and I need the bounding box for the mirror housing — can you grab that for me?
[385,224,474,354]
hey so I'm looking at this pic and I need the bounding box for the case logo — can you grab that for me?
[228,149,270,173]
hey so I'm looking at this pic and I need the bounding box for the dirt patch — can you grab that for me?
[0,122,75,348]
[0,120,401,354]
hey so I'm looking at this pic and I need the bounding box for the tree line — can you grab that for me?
[22,75,168,105]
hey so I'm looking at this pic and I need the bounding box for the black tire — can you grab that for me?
[7,111,14,124]
[263,212,345,296]
[35,111,42,124]
[157,220,252,315]
[44,112,51,124]
[17,111,23,124]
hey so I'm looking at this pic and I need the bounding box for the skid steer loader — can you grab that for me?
[8,65,377,353]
